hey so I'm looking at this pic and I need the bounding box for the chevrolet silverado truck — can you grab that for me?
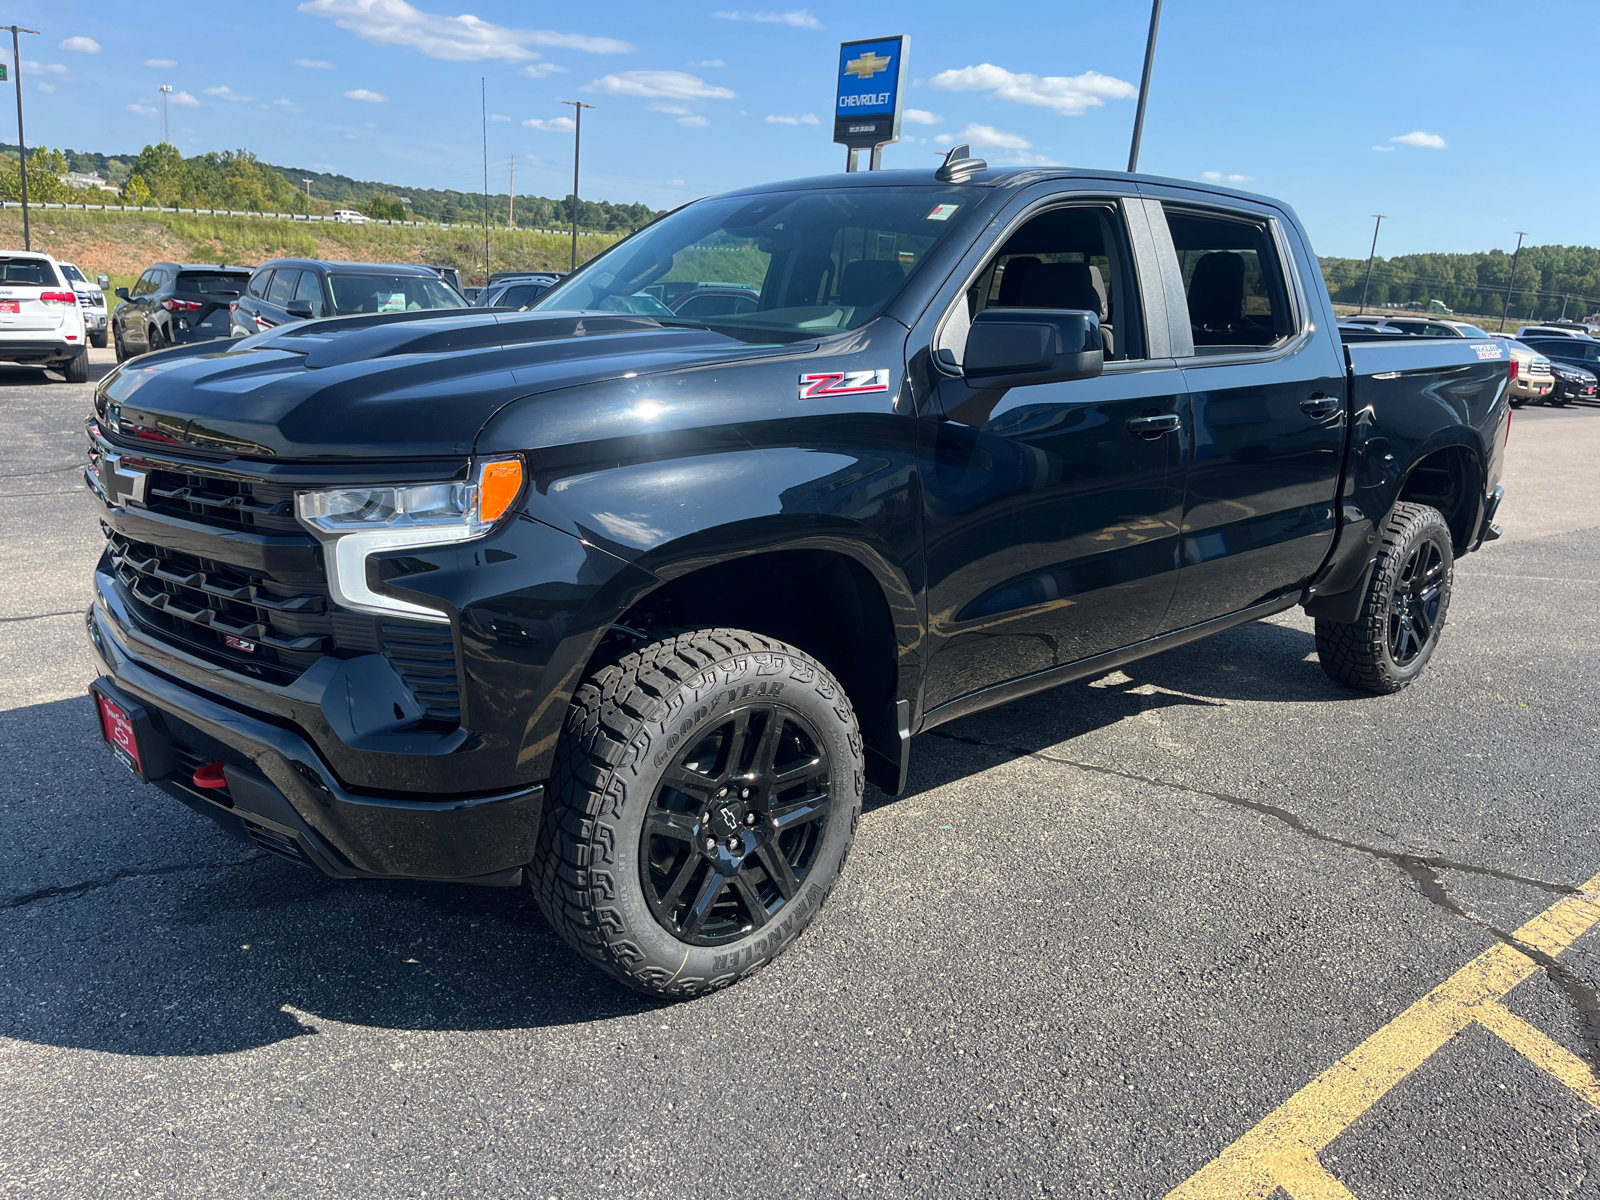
[84,152,1510,997]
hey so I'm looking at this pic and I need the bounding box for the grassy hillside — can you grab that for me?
[0,208,621,286]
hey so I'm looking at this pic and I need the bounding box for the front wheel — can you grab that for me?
[1315,501,1454,694]
[532,628,864,998]
[90,331,107,349]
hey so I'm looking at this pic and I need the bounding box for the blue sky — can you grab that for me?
[9,0,1599,258]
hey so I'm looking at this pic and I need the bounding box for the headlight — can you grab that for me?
[295,456,524,621]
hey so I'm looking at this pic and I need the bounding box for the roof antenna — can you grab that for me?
[935,144,987,183]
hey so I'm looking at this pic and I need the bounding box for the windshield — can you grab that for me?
[328,273,468,315]
[60,263,86,283]
[532,185,978,340]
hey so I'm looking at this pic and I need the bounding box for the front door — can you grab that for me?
[914,199,1186,716]
[1149,200,1348,631]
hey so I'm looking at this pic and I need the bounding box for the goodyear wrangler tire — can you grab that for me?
[533,628,864,998]
[1314,501,1454,695]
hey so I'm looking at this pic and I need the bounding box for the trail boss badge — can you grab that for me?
[798,369,891,400]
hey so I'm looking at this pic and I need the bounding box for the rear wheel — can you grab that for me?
[146,325,164,354]
[532,628,864,998]
[62,352,90,384]
[1315,502,1454,694]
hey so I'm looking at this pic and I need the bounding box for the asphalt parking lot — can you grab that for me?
[3,349,1600,1199]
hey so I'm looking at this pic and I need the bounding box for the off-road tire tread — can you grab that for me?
[1315,501,1453,695]
[532,627,861,998]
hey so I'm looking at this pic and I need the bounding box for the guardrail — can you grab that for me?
[0,199,612,236]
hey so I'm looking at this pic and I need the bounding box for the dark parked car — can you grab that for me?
[112,263,249,361]
[86,159,1511,999]
[669,285,761,320]
[231,259,467,336]
[475,276,559,310]
[1547,361,1598,405]
[1519,336,1600,400]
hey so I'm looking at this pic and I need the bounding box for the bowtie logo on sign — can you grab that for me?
[843,51,891,79]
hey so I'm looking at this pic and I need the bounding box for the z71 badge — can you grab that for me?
[798,369,891,399]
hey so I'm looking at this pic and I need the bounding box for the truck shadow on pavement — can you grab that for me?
[0,618,1344,1057]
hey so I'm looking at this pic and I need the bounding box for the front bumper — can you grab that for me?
[87,601,543,884]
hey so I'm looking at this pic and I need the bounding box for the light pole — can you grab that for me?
[158,83,172,144]
[561,99,595,272]
[4,26,39,251]
[1126,0,1162,173]
[1499,231,1527,333]
[1358,214,1385,315]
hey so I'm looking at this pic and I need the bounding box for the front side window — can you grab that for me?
[292,270,326,316]
[534,185,978,341]
[265,270,300,308]
[327,273,467,314]
[132,270,157,297]
[937,202,1145,365]
[1162,206,1296,353]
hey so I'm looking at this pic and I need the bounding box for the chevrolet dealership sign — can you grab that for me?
[834,35,908,162]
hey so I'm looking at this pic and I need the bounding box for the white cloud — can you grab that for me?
[524,116,576,132]
[712,9,821,28]
[203,85,255,101]
[145,58,177,68]
[61,36,100,54]
[765,113,819,126]
[678,115,709,127]
[37,82,56,93]
[520,61,566,77]
[488,112,510,121]
[271,98,303,112]
[23,62,70,75]
[903,108,940,125]
[296,58,334,68]
[126,103,156,115]
[1389,130,1446,149]
[648,102,690,114]
[1201,171,1252,183]
[344,88,388,102]
[931,63,1135,115]
[298,0,632,61]
[693,59,726,68]
[170,90,200,106]
[584,70,734,100]
[934,122,1031,150]
[1371,145,1396,153]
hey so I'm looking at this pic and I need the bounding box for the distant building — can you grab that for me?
[61,171,120,194]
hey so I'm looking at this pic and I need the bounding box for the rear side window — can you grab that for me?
[0,259,56,285]
[178,271,249,295]
[292,270,326,316]
[265,270,300,307]
[1161,206,1296,353]
[248,270,274,300]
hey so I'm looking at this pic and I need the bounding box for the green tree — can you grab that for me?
[122,175,153,206]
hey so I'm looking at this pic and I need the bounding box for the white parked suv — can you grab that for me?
[58,261,109,349]
[0,251,89,382]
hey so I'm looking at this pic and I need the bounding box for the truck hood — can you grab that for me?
[94,310,796,460]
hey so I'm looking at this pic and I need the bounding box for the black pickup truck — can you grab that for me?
[83,154,1509,997]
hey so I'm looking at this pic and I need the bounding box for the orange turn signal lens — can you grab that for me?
[476,457,524,524]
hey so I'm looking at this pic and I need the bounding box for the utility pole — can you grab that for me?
[1559,293,1570,320]
[1126,0,1162,173]
[5,26,39,251]
[481,78,490,284]
[1358,214,1385,315]
[507,155,515,229]
[301,177,313,200]
[1499,231,1527,333]
[158,83,172,144]
[561,100,595,272]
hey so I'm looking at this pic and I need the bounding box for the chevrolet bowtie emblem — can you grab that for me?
[102,452,149,508]
[843,51,891,79]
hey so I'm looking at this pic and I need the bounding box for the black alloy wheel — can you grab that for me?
[641,703,833,945]
[147,325,164,353]
[1386,534,1447,668]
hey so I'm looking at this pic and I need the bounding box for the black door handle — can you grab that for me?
[1301,395,1342,419]
[1127,413,1182,438]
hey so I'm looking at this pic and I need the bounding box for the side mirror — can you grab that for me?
[285,300,315,319]
[962,307,1103,390]
[114,287,130,300]
[96,274,110,290]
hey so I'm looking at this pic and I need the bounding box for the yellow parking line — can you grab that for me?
[1166,871,1600,1200]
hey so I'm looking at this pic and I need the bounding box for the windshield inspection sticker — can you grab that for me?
[800,369,891,399]
[1470,343,1504,360]
[925,203,960,221]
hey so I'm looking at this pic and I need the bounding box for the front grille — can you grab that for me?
[142,467,301,533]
[241,821,316,868]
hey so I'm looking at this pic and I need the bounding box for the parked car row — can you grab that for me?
[0,250,92,382]
[1340,311,1598,408]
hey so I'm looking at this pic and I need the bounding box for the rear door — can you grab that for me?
[911,188,1188,715]
[1144,191,1348,631]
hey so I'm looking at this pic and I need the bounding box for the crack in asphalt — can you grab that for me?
[928,727,1600,1075]
[0,609,84,623]
[0,855,265,912]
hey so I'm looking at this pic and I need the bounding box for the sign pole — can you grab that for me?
[562,100,595,271]
[6,26,38,251]
[1126,0,1162,173]
[833,35,907,173]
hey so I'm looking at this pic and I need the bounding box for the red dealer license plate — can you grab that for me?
[96,692,143,777]
[0,302,18,313]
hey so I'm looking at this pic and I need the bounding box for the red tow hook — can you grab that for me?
[193,761,229,789]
